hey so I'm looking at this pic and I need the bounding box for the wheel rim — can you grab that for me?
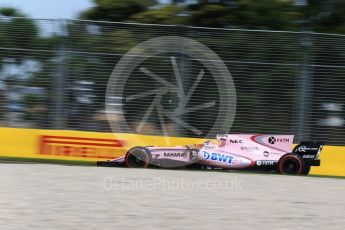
[126,149,149,168]
[281,158,301,175]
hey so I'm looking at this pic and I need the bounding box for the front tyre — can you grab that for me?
[278,153,305,175]
[125,147,151,168]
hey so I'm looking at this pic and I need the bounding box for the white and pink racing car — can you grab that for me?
[97,134,323,175]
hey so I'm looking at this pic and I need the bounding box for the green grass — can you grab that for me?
[0,156,95,166]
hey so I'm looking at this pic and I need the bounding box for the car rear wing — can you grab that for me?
[293,141,324,160]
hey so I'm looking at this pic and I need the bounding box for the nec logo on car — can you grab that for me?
[268,137,290,144]
[202,151,233,164]
[229,140,243,144]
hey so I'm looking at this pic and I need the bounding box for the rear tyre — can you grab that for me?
[125,147,151,168]
[302,165,311,175]
[278,153,304,175]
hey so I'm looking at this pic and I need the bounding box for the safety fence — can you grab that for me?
[0,18,345,145]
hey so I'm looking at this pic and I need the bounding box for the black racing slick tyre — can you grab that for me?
[125,147,151,168]
[278,153,305,175]
[302,165,311,175]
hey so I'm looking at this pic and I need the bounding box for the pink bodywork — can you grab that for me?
[197,134,293,168]
[112,134,294,169]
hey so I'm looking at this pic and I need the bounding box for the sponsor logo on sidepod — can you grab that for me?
[163,152,187,158]
[229,140,243,144]
[268,137,290,145]
[203,151,233,164]
[241,146,259,151]
[257,160,275,166]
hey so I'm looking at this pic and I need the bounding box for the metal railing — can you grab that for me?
[1,17,345,144]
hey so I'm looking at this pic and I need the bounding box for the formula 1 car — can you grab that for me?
[97,134,323,175]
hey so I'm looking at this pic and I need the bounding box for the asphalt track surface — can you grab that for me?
[0,163,344,230]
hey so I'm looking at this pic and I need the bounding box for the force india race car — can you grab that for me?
[97,134,324,175]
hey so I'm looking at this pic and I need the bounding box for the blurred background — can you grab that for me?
[0,0,344,144]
